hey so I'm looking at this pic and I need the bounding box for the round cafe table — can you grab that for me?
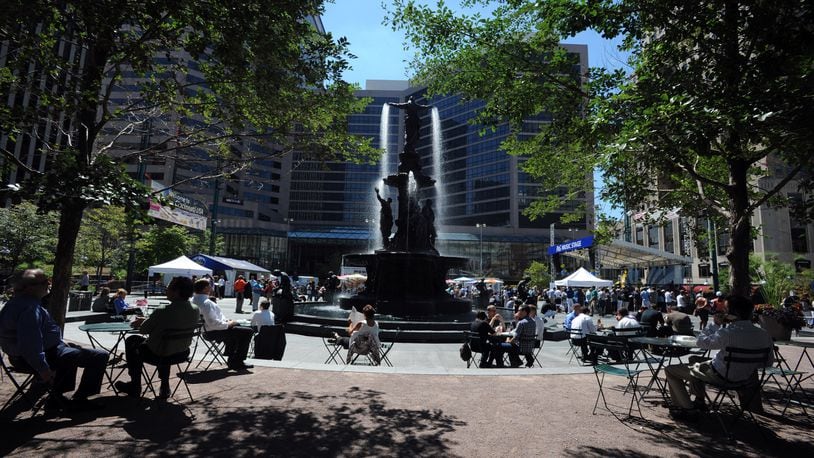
[78,321,137,392]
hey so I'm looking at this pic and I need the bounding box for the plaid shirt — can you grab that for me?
[513,316,537,354]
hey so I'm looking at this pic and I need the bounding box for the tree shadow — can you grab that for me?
[2,385,465,456]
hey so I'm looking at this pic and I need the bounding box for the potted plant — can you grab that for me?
[753,303,806,341]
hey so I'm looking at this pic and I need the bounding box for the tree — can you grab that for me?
[135,225,198,273]
[74,206,129,284]
[1,1,375,325]
[388,0,814,296]
[523,261,551,290]
[0,201,58,275]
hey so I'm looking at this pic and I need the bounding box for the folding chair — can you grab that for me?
[531,338,544,368]
[761,346,812,415]
[587,334,646,420]
[701,346,771,439]
[141,326,198,402]
[464,331,488,368]
[1,349,36,414]
[195,320,228,371]
[322,327,346,365]
[565,327,587,364]
[378,328,400,367]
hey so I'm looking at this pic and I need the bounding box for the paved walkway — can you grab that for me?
[2,297,813,456]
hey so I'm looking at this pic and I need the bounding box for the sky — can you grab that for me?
[322,1,627,217]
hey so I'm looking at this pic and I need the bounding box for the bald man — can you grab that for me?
[0,269,108,411]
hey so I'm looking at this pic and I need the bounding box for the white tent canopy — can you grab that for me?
[554,267,613,288]
[148,255,212,280]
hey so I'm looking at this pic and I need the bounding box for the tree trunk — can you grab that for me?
[725,159,752,297]
[48,199,87,327]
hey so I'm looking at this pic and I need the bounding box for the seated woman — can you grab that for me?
[113,288,143,317]
[91,287,113,313]
[250,299,276,332]
[346,305,381,364]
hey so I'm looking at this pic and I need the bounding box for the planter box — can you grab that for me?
[758,315,792,341]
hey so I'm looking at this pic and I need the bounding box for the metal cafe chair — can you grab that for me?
[195,320,228,371]
[1,348,36,414]
[586,334,646,419]
[140,326,199,402]
[701,346,772,440]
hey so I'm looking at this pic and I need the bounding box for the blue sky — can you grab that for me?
[322,1,626,217]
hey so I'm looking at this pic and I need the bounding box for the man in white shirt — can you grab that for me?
[250,299,275,331]
[193,279,254,371]
[216,276,226,299]
[569,308,597,363]
[528,304,546,341]
[665,295,774,416]
[612,307,640,337]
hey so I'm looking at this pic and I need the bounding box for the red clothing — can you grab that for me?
[234,278,247,293]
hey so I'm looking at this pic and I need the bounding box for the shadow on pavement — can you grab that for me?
[1,385,465,457]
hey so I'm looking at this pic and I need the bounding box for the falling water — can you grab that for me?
[431,107,445,236]
[369,103,392,252]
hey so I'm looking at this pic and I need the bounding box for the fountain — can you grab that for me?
[340,96,471,317]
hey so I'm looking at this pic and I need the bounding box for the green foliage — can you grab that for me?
[73,206,129,279]
[135,225,199,274]
[1,1,376,322]
[523,261,551,289]
[387,0,814,295]
[0,201,58,273]
[751,255,796,307]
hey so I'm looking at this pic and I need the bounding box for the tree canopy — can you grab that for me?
[388,0,814,295]
[1,1,376,324]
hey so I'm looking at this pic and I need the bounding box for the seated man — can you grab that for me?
[569,306,597,364]
[610,307,640,337]
[529,304,546,343]
[0,269,108,411]
[639,303,665,337]
[193,279,254,371]
[502,305,537,367]
[664,305,694,336]
[665,295,774,419]
[250,299,276,332]
[114,276,199,398]
[470,311,501,368]
[486,304,504,332]
[563,303,581,331]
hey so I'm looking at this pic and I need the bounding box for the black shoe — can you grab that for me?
[228,362,254,371]
[525,361,534,368]
[509,359,523,368]
[669,407,700,422]
[479,362,493,368]
[71,397,105,412]
[115,380,141,398]
[43,393,70,412]
[157,384,171,400]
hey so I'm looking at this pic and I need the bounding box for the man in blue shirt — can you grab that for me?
[563,304,581,331]
[0,269,108,411]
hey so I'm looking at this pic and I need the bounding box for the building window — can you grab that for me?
[698,264,711,277]
[664,220,674,253]
[635,225,644,245]
[648,225,659,249]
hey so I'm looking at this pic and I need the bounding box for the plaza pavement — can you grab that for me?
[1,296,813,456]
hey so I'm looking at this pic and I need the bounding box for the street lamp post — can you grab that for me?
[476,223,486,276]
[284,217,294,272]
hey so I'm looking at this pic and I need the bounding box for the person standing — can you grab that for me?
[233,275,247,313]
[79,271,90,291]
[249,275,263,312]
[195,279,254,371]
[0,269,108,411]
[114,276,199,398]
[216,276,225,299]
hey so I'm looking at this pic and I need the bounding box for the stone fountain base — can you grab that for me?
[340,250,471,317]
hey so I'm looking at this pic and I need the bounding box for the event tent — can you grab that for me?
[554,267,613,288]
[148,255,212,281]
[191,254,270,296]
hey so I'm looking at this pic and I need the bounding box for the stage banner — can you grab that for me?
[148,181,208,230]
[548,235,594,255]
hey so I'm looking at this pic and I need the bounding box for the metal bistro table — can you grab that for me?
[629,335,701,403]
[78,321,137,392]
[774,340,814,414]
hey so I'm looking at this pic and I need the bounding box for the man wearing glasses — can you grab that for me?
[0,269,108,411]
